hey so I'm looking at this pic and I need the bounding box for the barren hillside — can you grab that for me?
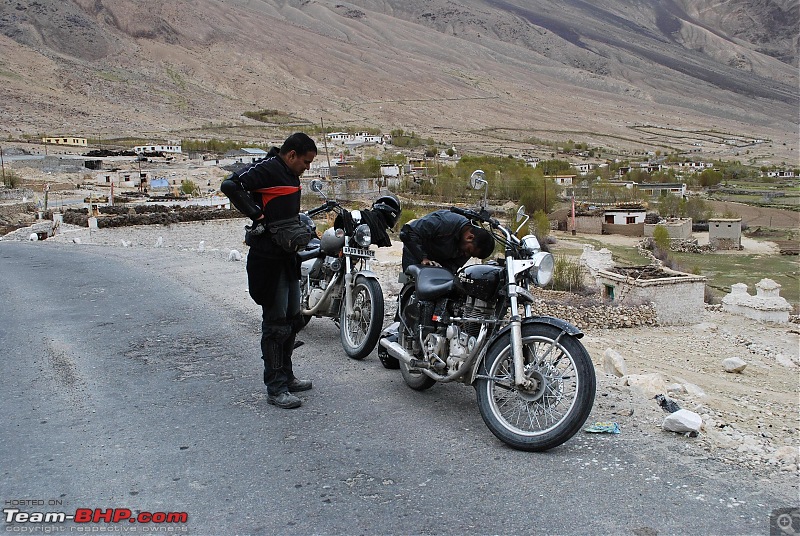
[0,0,797,162]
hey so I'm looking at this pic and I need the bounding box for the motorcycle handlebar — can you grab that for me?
[450,206,500,228]
[307,199,338,217]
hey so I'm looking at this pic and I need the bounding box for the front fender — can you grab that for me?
[353,270,379,283]
[467,316,583,384]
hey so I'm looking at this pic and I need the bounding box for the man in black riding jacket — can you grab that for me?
[399,209,495,273]
[220,133,317,409]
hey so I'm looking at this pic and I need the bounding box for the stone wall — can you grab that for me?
[528,290,659,329]
[603,222,644,236]
[644,218,693,239]
[0,188,35,201]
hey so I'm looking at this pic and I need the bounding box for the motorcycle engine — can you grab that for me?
[459,296,494,338]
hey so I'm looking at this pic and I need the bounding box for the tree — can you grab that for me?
[531,210,550,243]
[653,225,670,252]
[699,169,723,187]
[3,169,21,189]
[657,193,681,218]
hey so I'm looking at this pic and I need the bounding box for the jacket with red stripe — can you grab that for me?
[221,151,302,255]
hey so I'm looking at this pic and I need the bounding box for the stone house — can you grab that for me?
[644,218,693,239]
[594,266,707,325]
[708,218,742,250]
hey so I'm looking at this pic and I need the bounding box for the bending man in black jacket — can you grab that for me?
[220,133,317,409]
[399,209,495,273]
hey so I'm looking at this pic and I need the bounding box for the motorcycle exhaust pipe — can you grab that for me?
[378,338,415,366]
[378,338,453,382]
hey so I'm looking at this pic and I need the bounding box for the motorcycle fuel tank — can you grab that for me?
[458,264,503,302]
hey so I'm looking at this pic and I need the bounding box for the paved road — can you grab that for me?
[0,241,796,535]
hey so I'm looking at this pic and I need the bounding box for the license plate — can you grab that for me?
[343,246,374,258]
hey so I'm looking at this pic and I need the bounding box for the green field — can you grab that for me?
[550,233,799,312]
[668,249,799,308]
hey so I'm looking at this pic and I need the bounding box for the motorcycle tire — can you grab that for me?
[475,323,596,452]
[340,277,384,360]
[399,360,436,391]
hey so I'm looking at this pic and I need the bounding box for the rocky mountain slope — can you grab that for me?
[0,0,797,161]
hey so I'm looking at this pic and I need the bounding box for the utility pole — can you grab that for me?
[0,145,5,187]
[320,118,332,170]
[543,176,547,211]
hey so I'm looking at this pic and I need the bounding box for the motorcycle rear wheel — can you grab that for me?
[399,360,436,391]
[475,323,596,452]
[340,277,384,360]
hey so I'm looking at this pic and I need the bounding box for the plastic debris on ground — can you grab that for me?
[584,422,621,434]
[654,393,681,413]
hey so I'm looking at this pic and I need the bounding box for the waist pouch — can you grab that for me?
[266,215,315,253]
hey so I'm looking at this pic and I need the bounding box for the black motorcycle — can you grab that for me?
[378,170,596,451]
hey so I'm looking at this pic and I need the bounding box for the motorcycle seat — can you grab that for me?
[407,265,455,300]
[298,244,321,262]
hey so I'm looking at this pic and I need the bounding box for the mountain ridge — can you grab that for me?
[0,0,797,163]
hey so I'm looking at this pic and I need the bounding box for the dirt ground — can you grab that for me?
[706,200,800,229]
[5,218,800,477]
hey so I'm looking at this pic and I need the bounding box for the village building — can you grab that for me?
[643,218,693,239]
[133,143,182,155]
[223,148,268,164]
[708,218,742,250]
[42,136,88,147]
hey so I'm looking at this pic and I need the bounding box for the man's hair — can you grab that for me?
[280,132,318,156]
[472,227,495,258]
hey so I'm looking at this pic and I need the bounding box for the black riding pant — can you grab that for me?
[259,265,302,395]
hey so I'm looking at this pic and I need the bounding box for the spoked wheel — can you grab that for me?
[340,277,384,360]
[475,323,596,451]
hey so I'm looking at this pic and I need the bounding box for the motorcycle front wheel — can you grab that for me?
[475,323,596,452]
[340,277,384,360]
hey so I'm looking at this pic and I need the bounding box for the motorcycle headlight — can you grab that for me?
[354,223,372,248]
[529,251,554,287]
[521,234,541,253]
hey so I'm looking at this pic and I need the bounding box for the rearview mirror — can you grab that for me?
[310,179,324,193]
[515,205,529,236]
[470,169,487,190]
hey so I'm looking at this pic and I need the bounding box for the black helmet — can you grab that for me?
[372,195,401,228]
[299,212,316,234]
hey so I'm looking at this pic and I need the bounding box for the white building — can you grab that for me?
[134,143,182,154]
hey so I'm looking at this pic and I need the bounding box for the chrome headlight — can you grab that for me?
[354,223,372,248]
[530,251,554,287]
[521,234,542,253]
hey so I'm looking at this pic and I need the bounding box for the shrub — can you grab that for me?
[653,225,670,251]
[397,208,417,229]
[550,255,584,292]
[3,170,21,188]
[180,179,199,196]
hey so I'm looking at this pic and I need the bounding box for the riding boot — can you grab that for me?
[283,315,312,392]
[260,322,292,396]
